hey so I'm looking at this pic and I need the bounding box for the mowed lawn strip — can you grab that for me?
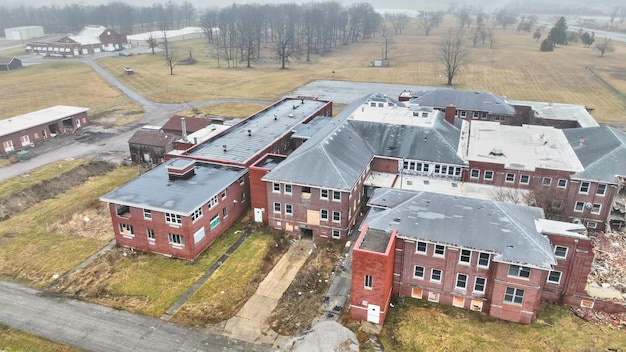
[379,299,626,352]
[0,324,82,352]
[0,166,140,288]
[0,159,88,198]
[171,231,277,326]
[98,220,248,318]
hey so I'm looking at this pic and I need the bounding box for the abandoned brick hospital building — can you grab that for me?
[101,89,626,324]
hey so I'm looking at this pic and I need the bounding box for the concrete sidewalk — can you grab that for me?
[222,240,314,348]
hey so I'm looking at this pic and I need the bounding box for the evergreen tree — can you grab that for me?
[540,38,554,51]
[581,32,595,47]
[549,16,568,46]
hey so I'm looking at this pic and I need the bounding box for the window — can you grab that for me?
[416,241,427,254]
[333,191,341,201]
[592,203,603,216]
[191,207,203,222]
[542,177,552,186]
[431,269,442,282]
[221,190,227,199]
[239,177,245,185]
[273,202,281,213]
[320,189,329,199]
[320,209,329,220]
[554,246,568,259]
[414,265,425,279]
[285,204,293,215]
[332,211,341,222]
[143,209,152,219]
[302,186,311,194]
[222,206,229,218]
[505,173,515,183]
[520,174,530,185]
[459,249,471,264]
[460,111,467,117]
[146,228,155,241]
[557,179,567,188]
[119,223,134,236]
[241,192,246,203]
[508,265,531,278]
[456,273,468,290]
[470,169,480,179]
[484,170,494,181]
[434,244,445,257]
[596,184,607,196]
[364,275,373,289]
[504,287,525,304]
[208,195,218,209]
[284,184,292,194]
[474,277,486,293]
[273,183,280,193]
[472,111,479,119]
[547,271,562,284]
[210,214,220,229]
[574,201,585,212]
[165,212,182,226]
[428,292,440,302]
[587,221,597,229]
[478,252,490,267]
[168,233,184,246]
[332,230,340,239]
[481,112,488,119]
[579,182,590,194]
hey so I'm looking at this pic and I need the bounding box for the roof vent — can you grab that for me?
[489,146,504,156]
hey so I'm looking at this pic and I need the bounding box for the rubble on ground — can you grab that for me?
[589,231,626,295]
[572,307,626,329]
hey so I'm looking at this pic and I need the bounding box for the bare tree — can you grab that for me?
[417,12,435,36]
[490,187,533,205]
[146,34,158,54]
[380,15,395,60]
[387,13,408,35]
[437,29,470,86]
[595,39,615,57]
[165,50,177,75]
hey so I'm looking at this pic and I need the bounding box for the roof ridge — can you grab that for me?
[494,202,555,267]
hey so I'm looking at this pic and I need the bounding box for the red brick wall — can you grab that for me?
[108,177,249,260]
[249,165,271,223]
[489,263,544,324]
[542,234,594,302]
[350,226,396,323]
[370,157,398,173]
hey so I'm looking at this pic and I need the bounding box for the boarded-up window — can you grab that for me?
[411,288,423,299]
[470,300,483,312]
[307,209,320,225]
[453,296,464,308]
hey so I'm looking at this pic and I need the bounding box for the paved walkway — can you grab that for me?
[0,281,270,352]
[222,240,315,348]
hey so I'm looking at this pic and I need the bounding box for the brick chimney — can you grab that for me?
[444,104,456,125]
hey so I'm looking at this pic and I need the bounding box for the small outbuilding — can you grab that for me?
[0,57,22,71]
[128,130,177,166]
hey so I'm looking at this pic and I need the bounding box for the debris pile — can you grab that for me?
[589,231,626,294]
[572,307,626,328]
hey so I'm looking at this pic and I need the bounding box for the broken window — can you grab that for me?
[118,223,134,237]
[146,229,155,241]
[143,209,152,219]
[596,184,607,196]
[557,179,568,188]
[364,275,373,289]
[574,201,585,212]
[168,233,183,246]
[547,271,562,284]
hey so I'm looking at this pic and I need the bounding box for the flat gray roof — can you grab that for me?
[509,100,599,128]
[358,229,392,253]
[1,105,89,138]
[100,159,246,216]
[186,98,329,164]
[364,188,556,270]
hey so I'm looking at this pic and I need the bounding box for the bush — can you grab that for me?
[540,38,554,52]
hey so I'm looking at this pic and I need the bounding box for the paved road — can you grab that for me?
[0,281,270,352]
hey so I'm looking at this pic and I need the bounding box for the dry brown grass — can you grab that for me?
[2,18,625,125]
[178,103,270,119]
[0,60,143,122]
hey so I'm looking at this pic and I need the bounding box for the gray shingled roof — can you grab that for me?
[410,89,516,116]
[263,96,374,191]
[364,188,556,270]
[563,126,626,183]
[128,130,177,147]
[100,159,246,215]
[349,114,464,164]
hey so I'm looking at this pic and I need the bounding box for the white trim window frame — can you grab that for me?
[433,244,445,257]
[484,170,494,181]
[579,181,590,194]
[596,183,607,196]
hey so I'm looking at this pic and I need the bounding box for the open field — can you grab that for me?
[0,158,88,198]
[92,18,626,124]
[376,299,626,352]
[0,60,143,122]
[178,102,271,120]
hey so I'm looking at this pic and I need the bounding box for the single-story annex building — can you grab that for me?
[0,105,89,154]
[0,57,22,71]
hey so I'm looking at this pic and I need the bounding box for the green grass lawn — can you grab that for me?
[379,298,626,352]
[0,159,88,198]
[0,325,82,352]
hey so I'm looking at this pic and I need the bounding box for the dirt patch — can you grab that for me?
[266,239,345,336]
[46,203,114,241]
[0,160,115,221]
